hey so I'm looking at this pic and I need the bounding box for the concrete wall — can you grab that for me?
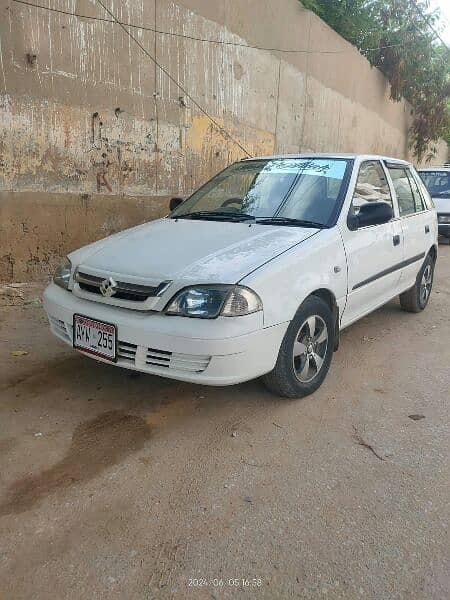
[0,0,448,282]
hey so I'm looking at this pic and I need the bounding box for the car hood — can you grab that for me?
[71,218,319,284]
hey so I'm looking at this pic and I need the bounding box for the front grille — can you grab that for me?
[146,347,171,368]
[75,271,171,302]
[117,341,137,364]
[116,341,211,374]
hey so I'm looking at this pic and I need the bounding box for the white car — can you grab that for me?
[418,166,450,241]
[44,154,437,398]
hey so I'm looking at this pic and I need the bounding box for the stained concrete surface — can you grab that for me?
[0,248,450,599]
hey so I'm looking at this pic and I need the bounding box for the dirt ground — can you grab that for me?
[1,248,449,600]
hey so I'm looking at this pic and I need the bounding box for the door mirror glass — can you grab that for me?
[169,197,184,211]
[348,201,393,230]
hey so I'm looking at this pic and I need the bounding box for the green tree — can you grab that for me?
[301,0,450,161]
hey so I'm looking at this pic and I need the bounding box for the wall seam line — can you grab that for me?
[154,0,159,194]
[300,10,312,151]
[274,56,282,153]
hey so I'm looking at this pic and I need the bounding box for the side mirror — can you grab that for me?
[347,201,393,230]
[169,197,184,211]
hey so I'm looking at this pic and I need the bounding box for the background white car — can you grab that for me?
[418,166,450,241]
[44,154,437,398]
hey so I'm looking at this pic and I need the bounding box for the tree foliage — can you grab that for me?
[301,0,450,161]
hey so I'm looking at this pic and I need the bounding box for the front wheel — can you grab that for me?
[399,254,434,313]
[263,296,335,398]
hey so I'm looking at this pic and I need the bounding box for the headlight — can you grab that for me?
[53,257,72,290]
[438,215,450,223]
[165,285,262,318]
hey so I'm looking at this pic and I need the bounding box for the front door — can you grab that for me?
[340,160,403,327]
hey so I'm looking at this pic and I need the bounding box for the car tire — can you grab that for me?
[399,254,434,313]
[263,296,335,399]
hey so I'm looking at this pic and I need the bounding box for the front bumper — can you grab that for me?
[43,283,288,386]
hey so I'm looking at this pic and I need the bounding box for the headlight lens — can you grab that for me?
[53,257,72,290]
[438,215,450,223]
[165,285,262,318]
[221,287,263,316]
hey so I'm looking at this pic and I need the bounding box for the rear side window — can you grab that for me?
[352,160,393,210]
[406,170,425,212]
[388,167,424,216]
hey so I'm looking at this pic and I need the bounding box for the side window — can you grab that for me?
[388,167,423,217]
[352,161,393,212]
[406,169,425,212]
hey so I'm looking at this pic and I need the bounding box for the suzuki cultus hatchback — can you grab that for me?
[44,155,437,398]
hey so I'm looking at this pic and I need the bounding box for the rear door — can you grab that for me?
[385,164,433,291]
[340,159,404,326]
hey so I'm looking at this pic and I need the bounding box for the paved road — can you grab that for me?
[1,247,449,600]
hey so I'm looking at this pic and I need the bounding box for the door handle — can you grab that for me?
[425,225,430,234]
[393,235,400,246]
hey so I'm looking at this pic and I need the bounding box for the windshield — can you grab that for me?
[419,170,450,198]
[170,158,352,226]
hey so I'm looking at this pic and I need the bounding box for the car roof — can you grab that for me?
[241,153,411,164]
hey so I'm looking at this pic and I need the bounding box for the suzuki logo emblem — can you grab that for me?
[100,277,118,297]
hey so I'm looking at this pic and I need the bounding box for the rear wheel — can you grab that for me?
[263,296,335,398]
[399,254,434,313]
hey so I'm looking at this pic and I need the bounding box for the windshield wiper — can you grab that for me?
[172,211,256,222]
[256,217,328,228]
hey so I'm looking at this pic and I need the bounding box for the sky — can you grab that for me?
[429,0,450,45]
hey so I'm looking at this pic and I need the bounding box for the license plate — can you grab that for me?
[73,314,117,361]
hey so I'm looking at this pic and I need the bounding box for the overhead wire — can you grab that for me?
[10,0,449,156]
[95,0,253,157]
[10,0,433,55]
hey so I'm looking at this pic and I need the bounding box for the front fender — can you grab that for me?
[240,228,348,327]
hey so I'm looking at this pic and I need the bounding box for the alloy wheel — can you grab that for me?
[420,264,433,305]
[292,315,329,383]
